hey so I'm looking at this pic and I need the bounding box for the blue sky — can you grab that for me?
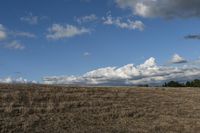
[1,0,200,85]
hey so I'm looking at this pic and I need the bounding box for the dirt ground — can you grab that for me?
[1,84,200,133]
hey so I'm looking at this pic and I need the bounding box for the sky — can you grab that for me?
[1,0,200,85]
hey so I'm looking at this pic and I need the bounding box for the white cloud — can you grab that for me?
[103,14,144,31]
[0,77,37,84]
[5,41,25,50]
[20,13,38,25]
[115,0,200,18]
[170,54,187,64]
[83,52,91,56]
[76,14,98,24]
[46,24,91,40]
[0,24,7,40]
[43,57,200,86]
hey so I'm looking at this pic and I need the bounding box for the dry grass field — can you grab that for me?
[1,84,200,133]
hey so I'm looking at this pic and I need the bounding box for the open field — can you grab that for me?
[1,84,200,133]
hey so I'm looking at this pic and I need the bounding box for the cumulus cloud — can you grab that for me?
[75,14,98,24]
[46,24,91,40]
[0,77,37,84]
[115,0,200,18]
[170,54,187,64]
[0,24,7,40]
[4,41,25,50]
[43,57,200,86]
[184,34,200,40]
[103,14,144,31]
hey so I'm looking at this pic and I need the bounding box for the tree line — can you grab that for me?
[163,79,200,87]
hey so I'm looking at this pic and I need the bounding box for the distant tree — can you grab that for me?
[190,79,200,87]
[162,82,167,87]
[162,81,184,87]
[186,81,191,87]
[138,84,149,87]
[164,79,200,87]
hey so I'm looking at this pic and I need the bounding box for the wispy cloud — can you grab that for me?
[75,14,98,24]
[0,24,36,50]
[20,13,38,25]
[10,31,36,38]
[46,24,91,40]
[103,14,144,31]
[83,52,91,56]
[4,41,25,50]
[0,24,36,39]
[80,0,91,2]
[0,24,7,40]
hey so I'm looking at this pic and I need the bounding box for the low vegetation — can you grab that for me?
[1,84,200,132]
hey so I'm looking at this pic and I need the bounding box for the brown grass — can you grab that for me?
[1,84,200,133]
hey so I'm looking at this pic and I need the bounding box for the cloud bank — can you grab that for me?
[0,77,37,84]
[43,57,200,86]
[116,0,200,18]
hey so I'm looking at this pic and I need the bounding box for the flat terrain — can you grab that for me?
[1,84,200,133]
